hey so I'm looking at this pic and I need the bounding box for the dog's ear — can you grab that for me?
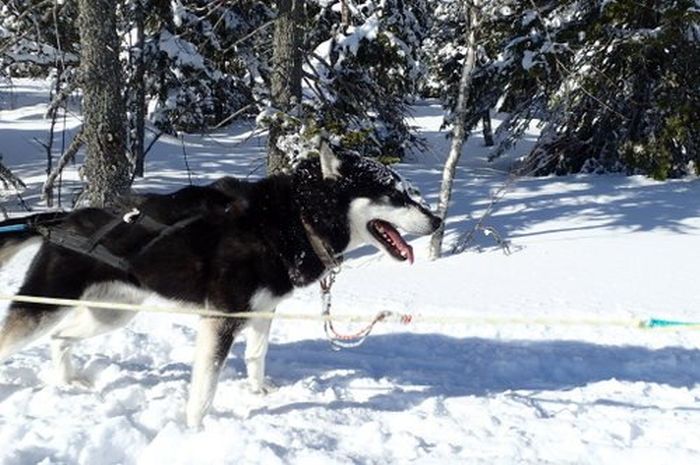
[319,142,342,180]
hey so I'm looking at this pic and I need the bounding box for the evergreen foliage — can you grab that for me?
[132,0,270,132]
[1,0,270,133]
[0,0,79,75]
[426,0,700,179]
[303,0,430,160]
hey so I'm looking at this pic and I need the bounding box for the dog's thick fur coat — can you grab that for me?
[0,148,440,426]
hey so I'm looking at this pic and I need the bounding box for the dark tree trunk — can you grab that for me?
[482,110,494,146]
[132,0,146,178]
[78,0,131,207]
[267,0,304,175]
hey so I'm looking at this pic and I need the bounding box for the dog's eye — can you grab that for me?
[389,191,409,206]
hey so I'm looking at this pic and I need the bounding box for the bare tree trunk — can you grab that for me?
[340,0,350,27]
[78,0,131,207]
[132,0,146,178]
[267,0,304,175]
[482,110,494,146]
[429,2,479,260]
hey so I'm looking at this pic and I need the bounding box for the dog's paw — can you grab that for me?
[186,421,205,433]
[51,372,94,390]
[62,376,94,390]
[248,379,278,395]
[70,377,94,389]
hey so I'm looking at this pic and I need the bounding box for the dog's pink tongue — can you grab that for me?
[384,224,414,264]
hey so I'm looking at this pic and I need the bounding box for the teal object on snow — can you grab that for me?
[645,318,700,328]
[0,224,28,234]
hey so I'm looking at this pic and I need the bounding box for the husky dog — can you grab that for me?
[0,145,441,427]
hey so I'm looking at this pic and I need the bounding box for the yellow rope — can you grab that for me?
[0,292,696,331]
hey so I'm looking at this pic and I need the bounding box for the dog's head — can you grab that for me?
[304,144,441,264]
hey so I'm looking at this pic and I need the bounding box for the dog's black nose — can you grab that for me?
[430,215,442,232]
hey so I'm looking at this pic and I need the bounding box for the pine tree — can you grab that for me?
[303,0,430,161]
[428,0,700,180]
[0,0,79,76]
[517,0,700,179]
[133,0,267,133]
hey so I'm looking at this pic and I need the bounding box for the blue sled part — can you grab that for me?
[0,224,29,234]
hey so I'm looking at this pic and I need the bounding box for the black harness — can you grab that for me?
[1,209,201,277]
[1,207,340,286]
[36,221,133,274]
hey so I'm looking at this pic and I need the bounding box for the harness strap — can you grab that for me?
[30,204,204,274]
[36,225,132,274]
[122,208,169,232]
[85,215,126,252]
[134,214,204,258]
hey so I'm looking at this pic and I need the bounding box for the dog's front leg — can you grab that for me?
[245,316,273,393]
[186,316,241,428]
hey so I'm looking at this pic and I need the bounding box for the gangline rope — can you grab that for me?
[0,293,697,332]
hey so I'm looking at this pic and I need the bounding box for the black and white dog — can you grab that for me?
[0,145,440,427]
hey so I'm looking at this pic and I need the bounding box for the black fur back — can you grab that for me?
[9,173,334,312]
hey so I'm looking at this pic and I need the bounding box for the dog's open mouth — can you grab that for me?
[367,219,414,264]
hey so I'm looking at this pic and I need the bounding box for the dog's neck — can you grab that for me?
[300,214,342,270]
[248,174,343,287]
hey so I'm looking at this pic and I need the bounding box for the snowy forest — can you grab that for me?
[1,1,700,464]
[2,1,698,184]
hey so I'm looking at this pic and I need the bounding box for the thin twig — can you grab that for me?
[44,75,80,119]
[180,134,193,185]
[42,126,84,203]
[213,103,256,129]
[221,19,276,54]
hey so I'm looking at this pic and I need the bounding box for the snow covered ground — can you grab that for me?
[2,79,700,464]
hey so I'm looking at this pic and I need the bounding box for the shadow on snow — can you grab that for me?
[247,333,700,415]
[401,161,700,242]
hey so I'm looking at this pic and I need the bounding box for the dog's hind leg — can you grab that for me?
[48,282,144,384]
[0,243,86,366]
[186,316,244,428]
[0,303,69,364]
[49,307,138,385]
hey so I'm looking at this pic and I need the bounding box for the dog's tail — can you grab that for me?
[0,212,67,268]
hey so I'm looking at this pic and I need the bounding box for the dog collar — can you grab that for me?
[300,215,343,270]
